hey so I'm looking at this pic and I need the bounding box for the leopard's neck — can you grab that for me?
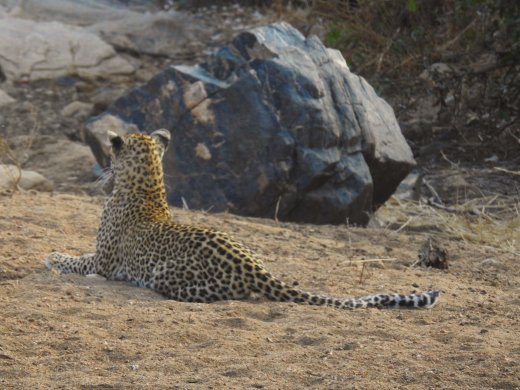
[105,185,171,224]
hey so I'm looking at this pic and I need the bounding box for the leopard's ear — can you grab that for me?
[107,131,124,152]
[151,129,171,150]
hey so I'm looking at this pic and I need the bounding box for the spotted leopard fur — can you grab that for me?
[45,130,440,309]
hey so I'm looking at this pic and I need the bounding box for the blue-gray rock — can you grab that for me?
[85,22,415,225]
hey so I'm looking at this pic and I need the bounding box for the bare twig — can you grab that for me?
[395,217,413,233]
[435,19,477,53]
[440,150,459,168]
[274,195,281,224]
[358,263,366,284]
[423,179,444,205]
[376,27,400,73]
[343,257,398,265]
[493,167,520,176]
[426,199,460,213]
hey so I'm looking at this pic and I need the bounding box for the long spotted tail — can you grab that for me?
[254,272,440,309]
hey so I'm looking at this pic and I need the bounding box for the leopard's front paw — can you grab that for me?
[44,252,65,270]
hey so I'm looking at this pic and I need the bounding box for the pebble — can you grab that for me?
[60,101,94,120]
[480,258,499,267]
[0,89,16,108]
[91,87,127,111]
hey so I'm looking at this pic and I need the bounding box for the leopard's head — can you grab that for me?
[104,129,171,194]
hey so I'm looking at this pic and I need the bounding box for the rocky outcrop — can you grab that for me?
[89,12,202,58]
[0,16,135,81]
[0,0,202,58]
[86,22,415,225]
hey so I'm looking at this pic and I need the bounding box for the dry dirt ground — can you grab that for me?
[1,3,519,389]
[0,192,519,389]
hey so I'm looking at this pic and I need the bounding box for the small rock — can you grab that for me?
[484,155,499,163]
[83,114,139,168]
[480,258,498,267]
[195,143,212,160]
[0,164,53,192]
[0,89,16,108]
[90,12,202,58]
[341,342,361,350]
[470,53,497,74]
[403,95,441,129]
[441,174,470,193]
[393,171,423,201]
[415,237,449,269]
[444,91,456,106]
[91,87,127,112]
[56,75,80,87]
[135,67,156,83]
[61,101,94,120]
[420,62,455,82]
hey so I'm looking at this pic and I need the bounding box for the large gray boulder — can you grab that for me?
[86,22,415,225]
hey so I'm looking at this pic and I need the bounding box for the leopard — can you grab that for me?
[45,129,440,309]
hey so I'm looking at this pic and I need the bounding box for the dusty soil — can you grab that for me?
[1,3,519,389]
[1,192,519,389]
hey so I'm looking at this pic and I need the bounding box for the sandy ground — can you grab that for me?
[0,192,519,389]
[1,3,518,389]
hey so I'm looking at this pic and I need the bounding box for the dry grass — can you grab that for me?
[0,137,23,191]
[306,0,511,78]
[377,195,520,254]
[0,103,40,192]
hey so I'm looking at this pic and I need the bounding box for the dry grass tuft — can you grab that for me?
[0,104,40,192]
[376,195,520,254]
